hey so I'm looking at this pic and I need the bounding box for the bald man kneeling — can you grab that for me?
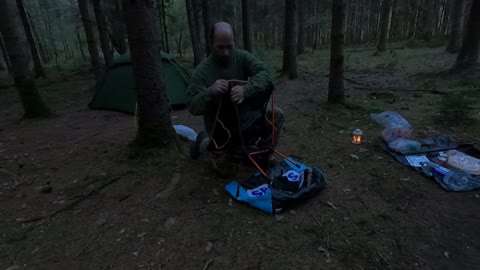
[187,22,283,175]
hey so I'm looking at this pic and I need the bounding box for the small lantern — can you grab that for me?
[352,129,363,144]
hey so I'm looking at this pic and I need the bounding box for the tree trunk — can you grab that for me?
[456,0,480,67]
[176,34,183,58]
[241,0,252,52]
[16,0,45,77]
[70,44,76,59]
[112,0,128,54]
[0,33,12,73]
[75,25,87,60]
[192,0,203,50]
[176,14,186,58]
[408,1,421,39]
[92,0,113,66]
[161,0,170,53]
[65,41,71,60]
[297,0,305,55]
[440,0,451,36]
[186,0,202,66]
[202,0,212,56]
[0,0,50,118]
[49,35,60,70]
[155,0,165,49]
[463,0,473,37]
[328,0,346,104]
[446,0,466,53]
[311,0,320,50]
[389,0,399,40]
[38,0,52,64]
[283,0,297,79]
[43,9,60,70]
[123,0,175,147]
[377,0,392,52]
[242,0,252,52]
[78,0,103,79]
[31,21,48,65]
[374,3,382,42]
[420,0,435,41]
[192,0,205,54]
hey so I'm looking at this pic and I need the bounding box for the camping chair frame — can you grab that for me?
[208,80,301,178]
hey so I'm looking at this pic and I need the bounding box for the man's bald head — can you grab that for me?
[210,22,235,42]
[210,22,235,65]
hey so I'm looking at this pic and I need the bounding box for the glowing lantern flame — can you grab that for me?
[352,129,363,144]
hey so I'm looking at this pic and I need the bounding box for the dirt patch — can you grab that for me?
[1,50,480,270]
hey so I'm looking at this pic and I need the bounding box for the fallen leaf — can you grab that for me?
[119,229,126,234]
[164,217,176,229]
[475,194,479,198]
[444,251,449,257]
[96,218,107,226]
[400,202,409,211]
[132,251,140,257]
[317,246,327,253]
[35,185,52,193]
[205,242,213,253]
[71,209,82,215]
[350,154,360,160]
[157,238,166,245]
[327,201,337,210]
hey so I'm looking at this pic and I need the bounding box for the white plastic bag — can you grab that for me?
[371,111,414,143]
[388,138,421,152]
[173,125,198,141]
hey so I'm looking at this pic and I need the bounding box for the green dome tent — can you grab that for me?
[89,51,190,114]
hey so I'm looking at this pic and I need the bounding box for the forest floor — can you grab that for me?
[1,46,480,270]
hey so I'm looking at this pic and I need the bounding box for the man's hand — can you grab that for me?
[209,79,228,95]
[230,85,245,104]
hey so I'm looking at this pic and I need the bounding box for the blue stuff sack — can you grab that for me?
[225,158,327,215]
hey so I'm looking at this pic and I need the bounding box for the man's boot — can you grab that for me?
[190,131,210,159]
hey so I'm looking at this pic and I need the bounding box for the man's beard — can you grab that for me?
[213,54,232,66]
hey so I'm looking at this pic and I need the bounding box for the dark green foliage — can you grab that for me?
[436,92,477,128]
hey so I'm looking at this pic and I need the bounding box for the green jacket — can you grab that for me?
[187,49,272,130]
